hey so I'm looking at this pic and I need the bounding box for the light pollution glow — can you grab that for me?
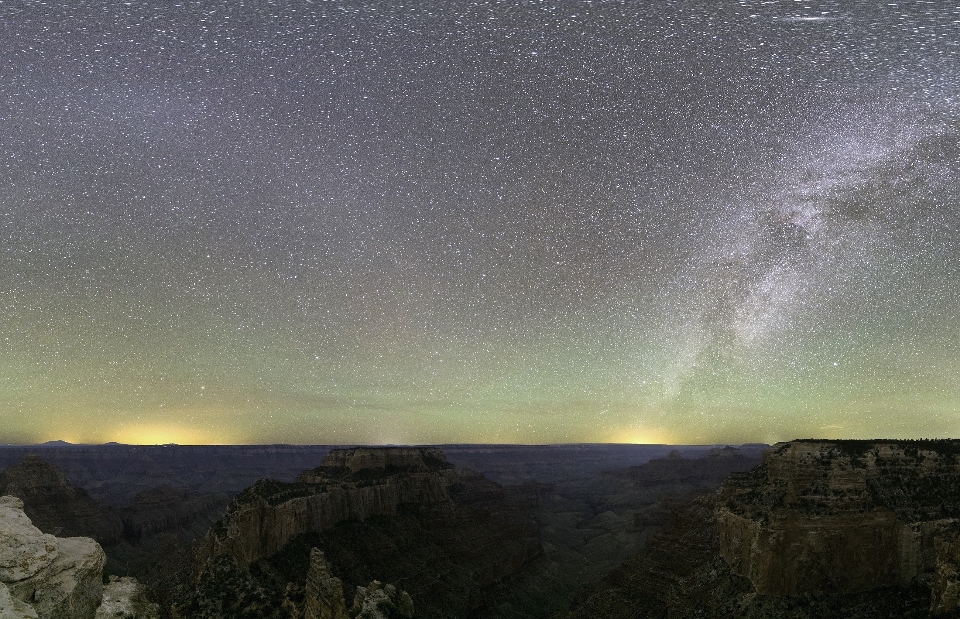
[1,1,959,445]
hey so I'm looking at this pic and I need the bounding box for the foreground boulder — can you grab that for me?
[0,495,104,619]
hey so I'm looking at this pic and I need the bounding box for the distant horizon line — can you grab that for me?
[2,438,958,448]
[0,440,773,448]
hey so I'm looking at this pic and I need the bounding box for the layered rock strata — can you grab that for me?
[198,447,460,568]
[188,447,540,618]
[717,440,960,613]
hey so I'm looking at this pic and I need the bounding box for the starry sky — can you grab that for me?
[1,0,959,446]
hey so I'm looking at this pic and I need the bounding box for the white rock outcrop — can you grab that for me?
[94,576,158,619]
[0,582,37,619]
[0,496,104,619]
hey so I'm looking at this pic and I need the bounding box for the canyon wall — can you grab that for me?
[717,440,960,612]
[187,446,541,618]
[198,447,459,568]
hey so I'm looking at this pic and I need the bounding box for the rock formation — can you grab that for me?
[198,447,461,568]
[717,440,960,612]
[568,440,960,618]
[303,548,348,619]
[185,447,540,618]
[302,548,413,619]
[94,577,158,619]
[0,581,37,619]
[350,581,414,619]
[0,495,104,619]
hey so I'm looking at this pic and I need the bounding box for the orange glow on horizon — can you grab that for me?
[611,427,672,445]
[106,423,239,446]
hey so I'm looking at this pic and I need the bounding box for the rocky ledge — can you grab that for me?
[0,495,104,619]
[0,496,154,619]
[717,440,960,613]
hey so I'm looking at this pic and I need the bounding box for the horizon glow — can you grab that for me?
[1,1,958,445]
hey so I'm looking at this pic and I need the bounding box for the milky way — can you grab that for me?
[1,1,958,445]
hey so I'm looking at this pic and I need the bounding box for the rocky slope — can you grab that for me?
[182,447,541,618]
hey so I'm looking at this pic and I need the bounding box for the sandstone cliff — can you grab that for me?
[717,440,960,613]
[198,447,460,569]
[185,447,541,618]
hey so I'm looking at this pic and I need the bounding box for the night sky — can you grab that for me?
[1,1,958,446]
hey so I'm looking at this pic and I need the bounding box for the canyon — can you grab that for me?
[184,446,542,618]
[12,440,960,617]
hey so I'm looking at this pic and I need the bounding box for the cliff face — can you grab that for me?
[198,447,459,568]
[186,447,541,619]
[717,440,960,611]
